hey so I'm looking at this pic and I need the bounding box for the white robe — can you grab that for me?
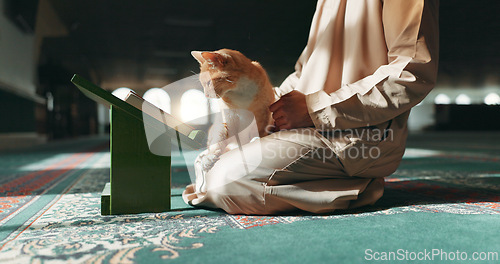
[183,0,439,215]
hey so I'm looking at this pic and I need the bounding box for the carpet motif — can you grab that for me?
[0,142,499,263]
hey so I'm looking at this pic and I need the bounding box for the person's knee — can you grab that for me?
[205,156,244,189]
[205,167,268,215]
[205,185,266,215]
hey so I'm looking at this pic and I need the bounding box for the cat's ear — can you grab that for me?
[201,52,226,67]
[191,51,205,64]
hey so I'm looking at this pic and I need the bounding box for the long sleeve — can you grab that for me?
[305,0,439,130]
[273,70,300,100]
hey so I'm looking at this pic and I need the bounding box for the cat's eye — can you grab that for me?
[206,80,212,87]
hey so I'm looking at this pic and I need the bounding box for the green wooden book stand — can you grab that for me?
[71,74,205,215]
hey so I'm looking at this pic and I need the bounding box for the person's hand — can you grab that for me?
[269,90,314,131]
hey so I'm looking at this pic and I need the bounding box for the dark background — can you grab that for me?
[1,0,499,141]
[38,0,500,89]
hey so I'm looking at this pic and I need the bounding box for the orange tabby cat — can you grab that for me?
[192,49,274,172]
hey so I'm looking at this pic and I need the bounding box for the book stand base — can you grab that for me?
[101,106,172,215]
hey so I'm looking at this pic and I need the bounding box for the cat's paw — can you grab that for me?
[199,149,222,172]
[201,153,220,171]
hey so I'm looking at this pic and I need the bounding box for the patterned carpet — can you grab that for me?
[0,133,499,263]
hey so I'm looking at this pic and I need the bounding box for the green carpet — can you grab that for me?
[0,133,499,263]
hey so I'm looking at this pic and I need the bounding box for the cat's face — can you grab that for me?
[191,49,251,99]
